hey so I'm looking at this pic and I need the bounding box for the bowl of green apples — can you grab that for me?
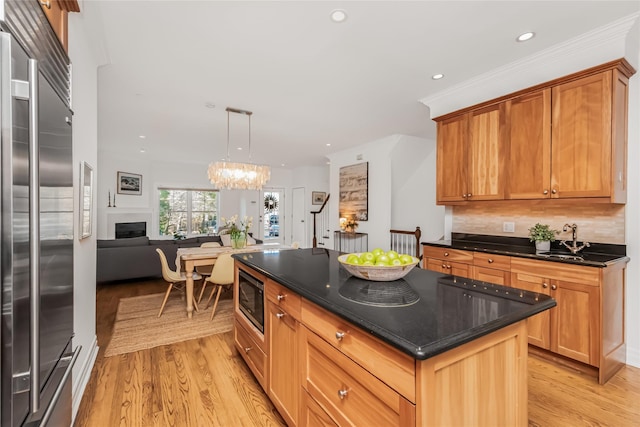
[338,248,420,281]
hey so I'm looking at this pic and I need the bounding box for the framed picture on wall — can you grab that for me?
[312,191,327,205]
[117,171,142,195]
[339,162,368,221]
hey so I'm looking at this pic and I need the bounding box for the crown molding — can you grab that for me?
[420,12,640,119]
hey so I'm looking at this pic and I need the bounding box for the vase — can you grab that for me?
[535,240,550,253]
[231,233,246,249]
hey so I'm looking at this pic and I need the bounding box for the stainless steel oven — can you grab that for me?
[238,269,264,333]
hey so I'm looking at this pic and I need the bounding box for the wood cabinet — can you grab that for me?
[472,252,511,286]
[511,258,626,383]
[435,59,634,205]
[422,243,627,384]
[436,104,505,203]
[423,246,473,277]
[39,0,80,52]
[505,89,552,199]
[266,280,301,427]
[236,261,535,426]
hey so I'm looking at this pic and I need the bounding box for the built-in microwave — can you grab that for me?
[237,269,264,333]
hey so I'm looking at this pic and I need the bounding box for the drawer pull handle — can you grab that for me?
[488,259,494,264]
[276,312,285,319]
[441,263,447,269]
[277,294,285,301]
[552,189,557,194]
[338,389,348,399]
[244,347,252,353]
[551,284,557,290]
[446,264,451,269]
[335,331,345,341]
[542,283,548,288]
[40,0,51,9]
[543,189,549,195]
[444,252,449,257]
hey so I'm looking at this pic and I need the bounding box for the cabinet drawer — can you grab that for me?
[473,252,511,270]
[301,327,415,427]
[301,300,415,402]
[301,389,338,427]
[426,258,470,278]
[423,246,473,263]
[266,279,301,319]
[510,258,599,286]
[234,320,267,390]
[473,266,511,286]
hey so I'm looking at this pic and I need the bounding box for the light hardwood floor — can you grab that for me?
[75,279,640,426]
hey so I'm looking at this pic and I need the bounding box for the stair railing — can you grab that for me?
[311,194,330,248]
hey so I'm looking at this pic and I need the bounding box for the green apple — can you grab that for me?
[360,252,375,263]
[371,248,384,258]
[362,260,374,266]
[399,254,414,265]
[346,254,361,265]
[375,254,391,265]
[390,258,403,266]
[386,250,399,260]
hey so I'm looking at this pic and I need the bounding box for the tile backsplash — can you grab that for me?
[452,202,625,244]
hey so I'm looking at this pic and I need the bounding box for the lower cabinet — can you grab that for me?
[234,319,268,389]
[300,326,416,427]
[267,301,299,426]
[300,390,338,427]
[511,258,626,383]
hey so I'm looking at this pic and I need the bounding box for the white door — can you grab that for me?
[261,188,284,243]
[292,187,306,247]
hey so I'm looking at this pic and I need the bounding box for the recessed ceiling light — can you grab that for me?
[140,148,146,153]
[237,147,243,151]
[326,143,331,147]
[139,135,146,139]
[432,73,444,80]
[516,32,535,42]
[281,163,285,167]
[330,9,347,23]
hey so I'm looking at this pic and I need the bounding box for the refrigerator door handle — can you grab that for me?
[39,346,81,427]
[27,57,41,414]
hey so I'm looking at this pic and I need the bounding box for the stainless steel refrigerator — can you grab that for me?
[1,3,80,425]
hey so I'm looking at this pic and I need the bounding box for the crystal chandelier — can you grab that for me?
[208,107,271,190]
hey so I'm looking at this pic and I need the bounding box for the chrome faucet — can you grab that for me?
[560,223,590,254]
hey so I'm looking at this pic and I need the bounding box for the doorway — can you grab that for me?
[292,187,306,247]
[261,188,284,243]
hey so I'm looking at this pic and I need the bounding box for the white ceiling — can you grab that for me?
[87,1,639,169]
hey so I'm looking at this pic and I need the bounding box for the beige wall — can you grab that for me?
[452,202,625,244]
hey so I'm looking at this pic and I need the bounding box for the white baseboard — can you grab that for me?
[627,345,640,368]
[71,336,99,423]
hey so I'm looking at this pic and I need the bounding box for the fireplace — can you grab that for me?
[115,221,147,239]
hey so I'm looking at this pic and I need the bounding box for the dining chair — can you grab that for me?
[156,248,201,317]
[203,253,235,320]
[390,227,422,260]
[195,241,222,303]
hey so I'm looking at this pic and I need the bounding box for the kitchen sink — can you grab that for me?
[538,252,584,261]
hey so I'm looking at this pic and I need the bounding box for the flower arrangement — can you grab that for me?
[528,223,558,242]
[221,214,253,246]
[340,216,359,233]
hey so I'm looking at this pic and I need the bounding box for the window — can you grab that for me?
[158,188,218,237]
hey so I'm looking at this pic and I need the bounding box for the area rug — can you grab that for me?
[104,292,234,357]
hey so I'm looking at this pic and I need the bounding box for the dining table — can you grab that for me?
[176,243,288,318]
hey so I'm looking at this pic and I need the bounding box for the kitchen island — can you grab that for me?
[232,248,555,426]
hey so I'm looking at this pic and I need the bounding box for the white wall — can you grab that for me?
[96,151,295,240]
[327,134,443,251]
[68,5,102,419]
[291,165,330,248]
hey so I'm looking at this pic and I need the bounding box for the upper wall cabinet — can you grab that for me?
[435,59,634,205]
[39,0,80,53]
[436,103,505,202]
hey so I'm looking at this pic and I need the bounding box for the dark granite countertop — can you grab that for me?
[422,233,629,267]
[233,248,556,360]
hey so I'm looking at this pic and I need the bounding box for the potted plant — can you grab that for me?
[528,223,559,253]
